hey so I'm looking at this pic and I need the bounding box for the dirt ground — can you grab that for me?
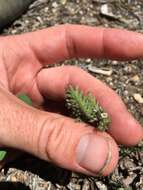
[0,0,143,190]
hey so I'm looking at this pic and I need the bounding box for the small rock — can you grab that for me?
[10,175,17,182]
[60,0,67,5]
[133,93,143,104]
[52,2,58,8]
[123,65,132,74]
[112,60,118,65]
[122,173,137,186]
[36,16,43,24]
[96,181,107,190]
[130,75,140,82]
[123,158,136,169]
[82,179,90,190]
[67,182,81,190]
[100,4,119,19]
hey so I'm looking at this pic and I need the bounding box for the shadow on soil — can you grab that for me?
[4,153,71,186]
[0,181,30,190]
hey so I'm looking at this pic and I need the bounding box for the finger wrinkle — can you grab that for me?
[36,116,54,160]
[65,24,78,59]
[37,115,65,161]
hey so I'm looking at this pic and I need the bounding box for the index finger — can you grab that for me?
[37,66,143,146]
[18,24,143,63]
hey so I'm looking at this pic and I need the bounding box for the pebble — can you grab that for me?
[82,180,90,190]
[123,65,132,74]
[67,182,81,190]
[96,181,107,190]
[130,75,140,82]
[100,4,119,19]
[52,2,58,8]
[60,0,67,5]
[122,173,137,186]
[120,157,136,171]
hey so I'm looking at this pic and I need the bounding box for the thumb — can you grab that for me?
[0,87,118,176]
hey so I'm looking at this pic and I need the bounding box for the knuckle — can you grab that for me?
[37,115,71,162]
[61,65,85,88]
[37,114,94,168]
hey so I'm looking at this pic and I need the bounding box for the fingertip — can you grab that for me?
[110,116,143,146]
[124,121,143,146]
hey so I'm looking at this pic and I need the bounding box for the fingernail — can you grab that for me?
[76,134,109,174]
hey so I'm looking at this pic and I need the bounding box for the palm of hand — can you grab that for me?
[0,37,44,103]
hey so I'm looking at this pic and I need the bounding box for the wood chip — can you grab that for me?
[130,75,140,82]
[100,4,119,19]
[133,93,143,104]
[87,65,113,76]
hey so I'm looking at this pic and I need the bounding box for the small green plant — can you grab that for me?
[17,94,33,106]
[0,150,7,161]
[65,85,110,131]
[119,142,143,158]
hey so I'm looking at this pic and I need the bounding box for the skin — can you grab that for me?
[0,24,142,176]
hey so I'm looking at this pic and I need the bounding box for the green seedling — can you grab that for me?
[17,94,33,106]
[0,150,7,161]
[65,85,110,131]
[119,143,143,158]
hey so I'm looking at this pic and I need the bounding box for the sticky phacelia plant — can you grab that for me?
[65,85,110,131]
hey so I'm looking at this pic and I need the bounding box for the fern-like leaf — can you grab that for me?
[65,85,110,131]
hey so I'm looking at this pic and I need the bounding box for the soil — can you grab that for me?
[0,0,143,190]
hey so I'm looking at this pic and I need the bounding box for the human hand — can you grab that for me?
[0,24,142,176]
